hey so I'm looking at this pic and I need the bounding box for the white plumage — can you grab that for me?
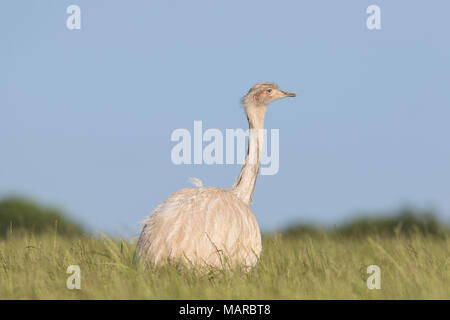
[136,83,296,269]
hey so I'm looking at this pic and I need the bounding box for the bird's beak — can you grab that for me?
[281,91,296,97]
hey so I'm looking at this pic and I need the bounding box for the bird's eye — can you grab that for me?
[266,89,272,94]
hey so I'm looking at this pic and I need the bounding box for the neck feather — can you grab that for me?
[232,103,266,205]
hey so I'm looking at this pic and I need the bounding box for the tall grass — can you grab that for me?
[0,230,449,299]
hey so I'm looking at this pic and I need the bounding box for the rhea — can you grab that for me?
[136,83,296,269]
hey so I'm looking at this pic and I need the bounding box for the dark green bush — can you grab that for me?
[0,197,85,237]
[283,208,447,239]
[336,208,444,238]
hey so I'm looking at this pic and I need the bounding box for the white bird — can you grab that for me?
[136,83,296,269]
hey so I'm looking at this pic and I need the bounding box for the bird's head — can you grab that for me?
[242,83,296,107]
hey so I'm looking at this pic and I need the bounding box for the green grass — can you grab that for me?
[1,231,450,299]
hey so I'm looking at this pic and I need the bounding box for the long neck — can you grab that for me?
[232,104,266,205]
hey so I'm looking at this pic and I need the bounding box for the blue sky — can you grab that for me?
[1,0,449,236]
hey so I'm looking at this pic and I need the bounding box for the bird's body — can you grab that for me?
[136,187,261,268]
[136,83,295,269]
